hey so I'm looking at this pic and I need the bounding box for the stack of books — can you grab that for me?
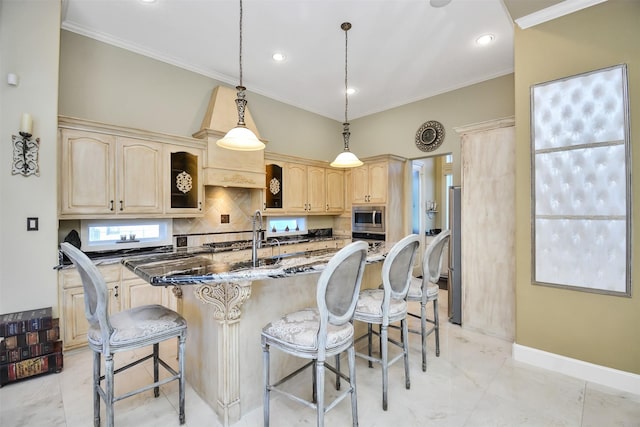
[0,307,63,386]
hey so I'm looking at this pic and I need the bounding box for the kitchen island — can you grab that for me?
[122,243,389,426]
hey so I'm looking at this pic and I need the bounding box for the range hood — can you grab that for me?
[193,86,266,189]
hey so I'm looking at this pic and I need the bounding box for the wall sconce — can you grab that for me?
[12,113,40,177]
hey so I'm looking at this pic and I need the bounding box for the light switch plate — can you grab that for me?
[27,217,38,231]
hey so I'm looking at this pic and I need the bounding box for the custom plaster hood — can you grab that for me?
[193,86,266,189]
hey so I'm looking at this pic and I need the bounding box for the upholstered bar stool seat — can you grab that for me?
[406,230,450,371]
[60,242,187,427]
[262,308,354,355]
[87,305,186,351]
[355,289,407,322]
[353,234,420,411]
[262,241,368,427]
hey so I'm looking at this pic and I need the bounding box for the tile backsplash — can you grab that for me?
[173,187,257,247]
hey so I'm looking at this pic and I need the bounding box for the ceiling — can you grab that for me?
[61,0,583,122]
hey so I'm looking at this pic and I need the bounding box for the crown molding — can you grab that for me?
[515,0,607,29]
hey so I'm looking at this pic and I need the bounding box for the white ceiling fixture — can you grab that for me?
[330,22,363,169]
[217,0,265,151]
[476,34,495,46]
[272,52,285,62]
[430,0,452,7]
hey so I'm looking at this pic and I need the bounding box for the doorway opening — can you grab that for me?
[411,153,452,282]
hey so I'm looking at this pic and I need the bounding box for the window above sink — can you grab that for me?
[80,218,173,252]
[265,216,307,238]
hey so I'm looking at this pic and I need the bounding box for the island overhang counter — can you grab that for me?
[121,244,389,426]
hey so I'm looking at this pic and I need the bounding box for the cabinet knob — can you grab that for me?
[199,201,202,211]
[109,200,114,211]
[119,200,124,211]
[114,285,119,298]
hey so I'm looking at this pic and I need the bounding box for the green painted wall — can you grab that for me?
[514,0,640,374]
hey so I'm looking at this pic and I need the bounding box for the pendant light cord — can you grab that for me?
[344,23,348,124]
[239,0,244,87]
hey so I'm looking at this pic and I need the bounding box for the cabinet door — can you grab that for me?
[59,129,115,215]
[165,145,204,216]
[351,166,369,204]
[265,163,284,210]
[284,163,308,213]
[306,166,326,213]
[367,161,388,204]
[325,168,344,213]
[121,278,165,309]
[61,283,119,350]
[118,138,164,214]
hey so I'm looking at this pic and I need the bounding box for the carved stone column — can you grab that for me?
[195,281,252,426]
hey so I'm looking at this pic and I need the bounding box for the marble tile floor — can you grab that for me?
[2,291,639,427]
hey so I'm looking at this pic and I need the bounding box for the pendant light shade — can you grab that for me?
[330,151,363,168]
[217,0,265,151]
[331,22,363,168]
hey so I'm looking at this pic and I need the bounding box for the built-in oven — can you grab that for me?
[352,205,385,234]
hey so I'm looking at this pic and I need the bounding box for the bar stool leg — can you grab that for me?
[421,301,428,371]
[434,298,440,357]
[402,319,411,389]
[316,360,326,427]
[263,343,271,427]
[92,351,101,427]
[348,346,358,426]
[381,324,388,411]
[178,334,186,424]
[105,354,115,427]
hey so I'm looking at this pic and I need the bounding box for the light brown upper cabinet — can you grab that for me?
[264,153,346,216]
[59,130,163,216]
[284,163,325,213]
[351,160,388,204]
[325,168,345,213]
[58,116,204,219]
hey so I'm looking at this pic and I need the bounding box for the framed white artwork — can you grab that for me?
[531,64,631,296]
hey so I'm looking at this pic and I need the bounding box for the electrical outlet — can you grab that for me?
[176,236,188,247]
[221,214,230,224]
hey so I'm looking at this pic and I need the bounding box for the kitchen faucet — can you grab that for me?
[252,210,263,267]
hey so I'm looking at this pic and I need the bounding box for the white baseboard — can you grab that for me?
[512,343,640,395]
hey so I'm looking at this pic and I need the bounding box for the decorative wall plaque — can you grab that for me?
[415,120,445,152]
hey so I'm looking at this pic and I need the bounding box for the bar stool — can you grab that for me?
[353,234,420,411]
[407,230,450,371]
[60,243,187,427]
[261,241,369,427]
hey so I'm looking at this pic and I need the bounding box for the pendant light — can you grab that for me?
[217,0,265,151]
[330,22,363,168]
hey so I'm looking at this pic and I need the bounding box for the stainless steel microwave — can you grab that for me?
[352,206,385,233]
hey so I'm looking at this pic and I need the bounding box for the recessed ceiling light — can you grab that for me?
[272,52,285,62]
[476,34,495,46]
[430,0,452,7]
[346,87,357,95]
[140,0,157,3]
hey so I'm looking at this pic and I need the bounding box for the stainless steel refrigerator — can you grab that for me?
[448,186,462,325]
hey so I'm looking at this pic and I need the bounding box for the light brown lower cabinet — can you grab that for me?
[59,263,177,351]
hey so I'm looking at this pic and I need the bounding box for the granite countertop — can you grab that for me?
[56,236,350,269]
[121,242,388,286]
